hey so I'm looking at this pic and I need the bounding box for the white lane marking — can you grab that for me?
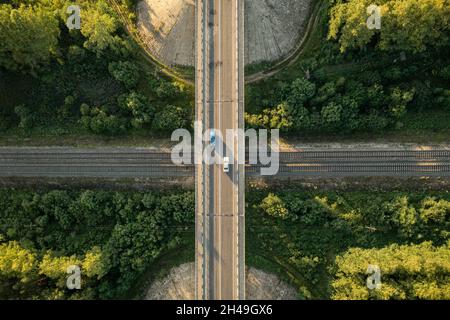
[217,0,222,299]
[235,0,241,298]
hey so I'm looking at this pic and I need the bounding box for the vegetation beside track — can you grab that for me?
[1,186,448,299]
[0,0,194,144]
[245,0,450,142]
[247,188,450,299]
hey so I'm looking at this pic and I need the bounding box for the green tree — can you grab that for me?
[328,0,450,53]
[314,81,338,105]
[14,104,33,129]
[38,252,81,285]
[385,196,419,238]
[419,197,450,224]
[0,241,37,280]
[388,87,415,119]
[105,209,169,293]
[39,190,74,230]
[154,80,179,99]
[290,106,312,130]
[118,91,155,129]
[367,84,386,109]
[288,78,316,107]
[259,193,289,220]
[340,96,360,130]
[245,102,292,130]
[321,102,343,127]
[81,106,127,135]
[0,4,59,72]
[0,189,195,299]
[332,241,450,300]
[82,246,109,279]
[80,2,119,54]
[108,61,140,88]
[152,105,189,132]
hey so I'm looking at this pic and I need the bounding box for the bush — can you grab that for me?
[321,102,343,127]
[59,95,76,119]
[14,105,33,129]
[245,103,292,130]
[67,45,86,63]
[152,105,189,132]
[287,78,316,108]
[154,79,179,99]
[259,193,290,220]
[246,73,420,134]
[248,189,450,299]
[80,106,127,135]
[0,189,195,299]
[332,242,450,300]
[108,61,139,88]
[118,91,155,129]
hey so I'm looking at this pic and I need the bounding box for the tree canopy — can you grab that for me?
[0,189,194,299]
[332,241,450,300]
[0,4,59,72]
[328,0,450,53]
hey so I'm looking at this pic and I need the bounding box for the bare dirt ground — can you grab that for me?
[137,0,312,67]
[145,263,298,300]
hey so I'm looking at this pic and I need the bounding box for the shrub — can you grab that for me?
[152,105,189,132]
[118,91,155,129]
[260,193,290,220]
[14,105,33,129]
[108,61,139,88]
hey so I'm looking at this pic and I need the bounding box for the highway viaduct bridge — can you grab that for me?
[195,0,245,300]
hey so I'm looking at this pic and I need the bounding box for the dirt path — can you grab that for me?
[136,0,312,68]
[245,0,323,84]
[108,0,194,85]
[112,0,318,84]
[145,263,298,300]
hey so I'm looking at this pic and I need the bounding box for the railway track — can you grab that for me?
[1,149,448,158]
[0,148,449,178]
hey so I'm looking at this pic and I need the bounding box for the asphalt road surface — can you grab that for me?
[195,0,245,300]
[1,148,449,178]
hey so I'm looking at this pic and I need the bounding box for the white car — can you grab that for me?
[223,157,230,173]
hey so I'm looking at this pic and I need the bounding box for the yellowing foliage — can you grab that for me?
[328,0,450,52]
[332,241,450,300]
[0,241,37,280]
